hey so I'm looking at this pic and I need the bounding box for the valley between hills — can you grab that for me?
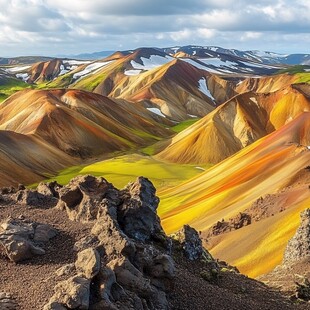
[1,45,310,309]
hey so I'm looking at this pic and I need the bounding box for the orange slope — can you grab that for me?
[235,73,298,94]
[157,85,310,164]
[158,113,310,276]
[112,59,219,120]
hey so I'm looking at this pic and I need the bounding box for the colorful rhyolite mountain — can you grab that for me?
[157,82,310,164]
[159,112,310,277]
[0,46,310,281]
[0,88,172,186]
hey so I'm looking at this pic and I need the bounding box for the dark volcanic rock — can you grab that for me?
[1,175,299,310]
[56,175,120,222]
[118,177,164,242]
[0,218,57,262]
[0,292,17,310]
[36,181,62,199]
[14,188,58,208]
[284,209,310,265]
[295,276,310,301]
[174,225,204,260]
[57,175,165,244]
[207,212,252,237]
[47,175,175,310]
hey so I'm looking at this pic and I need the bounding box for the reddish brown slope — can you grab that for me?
[0,89,171,157]
[27,59,63,83]
[0,130,76,186]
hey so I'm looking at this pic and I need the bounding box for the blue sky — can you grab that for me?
[0,0,310,56]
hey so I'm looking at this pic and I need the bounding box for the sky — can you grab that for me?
[0,0,310,57]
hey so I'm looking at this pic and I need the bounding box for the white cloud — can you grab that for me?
[0,0,310,56]
[241,32,263,41]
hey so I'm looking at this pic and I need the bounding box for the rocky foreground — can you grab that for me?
[0,175,309,309]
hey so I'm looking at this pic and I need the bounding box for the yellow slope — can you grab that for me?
[158,113,310,276]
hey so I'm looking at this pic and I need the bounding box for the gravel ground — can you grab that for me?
[0,202,92,309]
[0,201,309,310]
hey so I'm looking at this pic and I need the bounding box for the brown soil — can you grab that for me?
[170,253,309,310]
[0,202,92,309]
[0,201,309,310]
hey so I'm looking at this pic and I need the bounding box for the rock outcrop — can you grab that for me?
[0,218,57,262]
[45,175,219,309]
[259,208,310,302]
[56,175,166,242]
[1,175,304,310]
[283,209,310,265]
[56,175,120,222]
[46,175,176,310]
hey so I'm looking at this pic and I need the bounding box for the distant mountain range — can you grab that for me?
[59,45,310,65]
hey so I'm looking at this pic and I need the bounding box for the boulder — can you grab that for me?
[0,218,57,262]
[174,225,204,260]
[47,175,174,310]
[75,248,100,279]
[47,276,90,310]
[36,181,62,198]
[284,209,310,264]
[56,175,120,222]
[14,188,58,208]
[117,177,164,242]
[33,224,58,243]
[91,208,136,258]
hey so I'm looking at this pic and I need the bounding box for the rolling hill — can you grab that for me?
[0,88,174,186]
[0,89,172,156]
[158,112,310,276]
[156,83,310,164]
[0,130,76,186]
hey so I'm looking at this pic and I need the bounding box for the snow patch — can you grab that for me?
[198,78,215,101]
[188,114,198,118]
[124,69,142,76]
[181,58,211,71]
[250,97,258,104]
[131,55,173,71]
[59,64,69,76]
[181,58,232,74]
[73,61,114,80]
[147,108,166,117]
[63,60,91,65]
[15,73,29,82]
[6,65,31,73]
[195,166,205,171]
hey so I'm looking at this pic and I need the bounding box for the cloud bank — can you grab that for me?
[0,0,309,56]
